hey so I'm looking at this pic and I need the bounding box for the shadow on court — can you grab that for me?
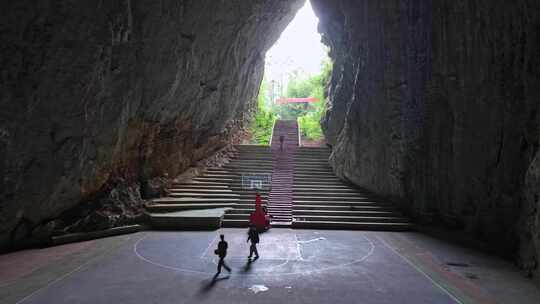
[198,258,257,298]
[242,258,259,274]
[198,275,230,295]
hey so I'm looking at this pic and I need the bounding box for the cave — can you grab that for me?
[1,0,540,302]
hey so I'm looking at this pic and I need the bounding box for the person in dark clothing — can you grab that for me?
[215,234,231,275]
[247,226,260,260]
[279,135,285,151]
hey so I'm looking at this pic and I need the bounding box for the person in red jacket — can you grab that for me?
[249,192,270,231]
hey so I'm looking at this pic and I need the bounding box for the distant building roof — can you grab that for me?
[275,97,318,105]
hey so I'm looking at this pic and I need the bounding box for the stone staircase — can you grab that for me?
[145,119,411,231]
[145,179,239,229]
[267,120,299,226]
[291,147,412,231]
[145,144,272,229]
[221,145,273,227]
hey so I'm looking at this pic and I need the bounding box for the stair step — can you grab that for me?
[294,155,331,158]
[170,184,230,189]
[193,177,235,182]
[227,159,274,163]
[222,182,271,187]
[168,188,234,193]
[169,193,240,199]
[293,205,393,211]
[293,200,386,206]
[227,161,274,166]
[222,168,273,173]
[293,188,363,194]
[146,203,235,212]
[271,222,292,227]
[150,197,239,204]
[224,213,251,219]
[294,192,370,197]
[173,181,230,186]
[221,219,250,227]
[293,185,352,189]
[235,145,271,149]
[294,158,330,161]
[294,174,341,178]
[202,171,234,175]
[237,197,268,201]
[228,162,273,166]
[237,195,268,199]
[292,195,371,201]
[268,210,291,214]
[223,164,274,168]
[200,172,239,176]
[292,220,412,231]
[226,208,255,214]
[293,215,409,223]
[293,179,344,183]
[294,173,338,177]
[293,209,398,215]
[294,170,334,174]
[235,203,267,208]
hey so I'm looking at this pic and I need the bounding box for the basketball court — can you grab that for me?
[2,229,540,304]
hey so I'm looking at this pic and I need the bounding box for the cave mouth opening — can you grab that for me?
[248,0,331,146]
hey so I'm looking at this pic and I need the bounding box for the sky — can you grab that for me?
[265,1,328,84]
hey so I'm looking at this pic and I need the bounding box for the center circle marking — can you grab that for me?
[133,233,375,277]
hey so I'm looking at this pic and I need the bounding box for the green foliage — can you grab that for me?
[278,103,310,120]
[298,111,323,139]
[282,60,332,140]
[249,60,332,143]
[287,78,314,99]
[249,81,276,145]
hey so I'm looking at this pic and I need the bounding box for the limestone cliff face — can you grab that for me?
[521,145,540,284]
[0,0,303,248]
[313,0,540,273]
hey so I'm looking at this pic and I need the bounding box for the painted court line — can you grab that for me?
[133,234,209,275]
[294,234,305,261]
[376,236,463,304]
[15,235,135,304]
[200,234,219,259]
[296,237,326,244]
[134,232,375,277]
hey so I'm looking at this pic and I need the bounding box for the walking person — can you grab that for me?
[215,234,231,276]
[247,225,260,260]
[279,135,285,151]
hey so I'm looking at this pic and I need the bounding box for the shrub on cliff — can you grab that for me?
[249,81,276,144]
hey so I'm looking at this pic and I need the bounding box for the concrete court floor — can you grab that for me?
[1,228,540,304]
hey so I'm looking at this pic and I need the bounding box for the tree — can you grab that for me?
[283,60,332,140]
[249,80,276,144]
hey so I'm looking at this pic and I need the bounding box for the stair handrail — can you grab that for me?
[268,118,277,146]
[296,118,301,147]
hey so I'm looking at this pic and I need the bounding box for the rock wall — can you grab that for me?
[0,0,304,248]
[521,143,540,285]
[312,0,540,277]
